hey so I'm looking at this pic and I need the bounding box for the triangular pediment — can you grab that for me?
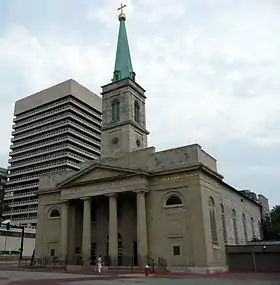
[58,163,145,187]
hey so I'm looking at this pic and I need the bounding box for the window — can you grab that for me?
[221,204,227,243]
[165,195,183,207]
[232,209,238,244]
[50,248,55,257]
[112,99,120,121]
[114,70,121,81]
[134,101,140,123]
[49,208,60,219]
[173,245,180,256]
[251,217,255,238]
[91,207,97,222]
[209,197,218,243]
[242,213,248,242]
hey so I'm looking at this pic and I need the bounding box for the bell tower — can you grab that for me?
[100,4,149,158]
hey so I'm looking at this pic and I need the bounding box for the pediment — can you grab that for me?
[59,163,144,187]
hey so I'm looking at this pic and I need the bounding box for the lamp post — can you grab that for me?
[19,226,24,262]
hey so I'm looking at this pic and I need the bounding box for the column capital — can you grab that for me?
[106,192,117,198]
[134,189,148,195]
[80,197,91,201]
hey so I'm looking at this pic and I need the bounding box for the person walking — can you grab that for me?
[97,255,103,274]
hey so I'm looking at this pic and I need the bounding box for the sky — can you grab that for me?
[0,0,279,206]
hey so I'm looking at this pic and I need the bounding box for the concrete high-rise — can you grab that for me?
[0,167,7,201]
[3,79,102,227]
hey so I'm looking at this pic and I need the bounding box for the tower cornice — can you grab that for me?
[102,119,150,135]
[101,78,146,97]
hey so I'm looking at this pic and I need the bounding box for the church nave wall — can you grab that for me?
[147,172,207,270]
[199,172,262,269]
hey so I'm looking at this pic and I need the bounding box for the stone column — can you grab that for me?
[108,193,118,266]
[136,190,148,265]
[60,200,69,262]
[81,197,91,267]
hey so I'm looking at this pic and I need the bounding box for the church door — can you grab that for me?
[91,242,96,265]
[133,241,138,266]
[118,234,123,265]
[106,233,123,266]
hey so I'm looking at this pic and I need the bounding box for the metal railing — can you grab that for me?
[20,255,167,273]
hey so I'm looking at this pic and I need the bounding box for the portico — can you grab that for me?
[58,187,148,267]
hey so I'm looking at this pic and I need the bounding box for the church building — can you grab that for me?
[35,6,268,274]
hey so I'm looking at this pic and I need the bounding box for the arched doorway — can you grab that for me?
[106,233,123,266]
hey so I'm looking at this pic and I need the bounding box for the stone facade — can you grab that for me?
[100,79,149,158]
[35,144,263,273]
[35,12,266,274]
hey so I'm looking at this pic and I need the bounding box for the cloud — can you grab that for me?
[0,0,280,205]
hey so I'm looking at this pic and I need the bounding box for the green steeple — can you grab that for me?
[112,5,135,82]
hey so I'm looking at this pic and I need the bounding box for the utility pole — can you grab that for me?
[19,226,25,262]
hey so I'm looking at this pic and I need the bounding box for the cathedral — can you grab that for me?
[35,6,268,274]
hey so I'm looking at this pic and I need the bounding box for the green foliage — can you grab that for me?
[271,205,280,238]
[260,205,280,241]
[0,201,10,222]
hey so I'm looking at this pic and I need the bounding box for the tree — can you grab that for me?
[270,205,280,239]
[259,205,280,241]
[0,201,10,222]
[259,214,274,240]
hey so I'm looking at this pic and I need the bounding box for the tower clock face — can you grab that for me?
[111,137,119,144]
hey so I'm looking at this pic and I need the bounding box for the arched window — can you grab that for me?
[232,209,238,244]
[165,195,183,207]
[209,197,218,243]
[112,99,120,121]
[49,208,60,219]
[221,204,227,243]
[242,213,248,242]
[251,217,255,238]
[134,101,140,123]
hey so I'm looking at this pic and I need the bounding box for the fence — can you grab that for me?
[20,255,167,273]
[226,243,280,272]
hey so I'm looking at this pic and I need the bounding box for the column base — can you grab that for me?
[82,257,91,268]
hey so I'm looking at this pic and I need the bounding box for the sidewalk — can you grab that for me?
[0,266,279,281]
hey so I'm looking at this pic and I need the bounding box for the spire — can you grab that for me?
[112,3,135,82]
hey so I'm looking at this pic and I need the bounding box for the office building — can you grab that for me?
[3,79,102,227]
[0,167,7,200]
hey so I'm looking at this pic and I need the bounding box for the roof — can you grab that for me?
[112,13,134,82]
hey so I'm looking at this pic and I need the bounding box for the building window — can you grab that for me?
[173,245,180,256]
[112,99,120,121]
[251,217,255,238]
[221,204,227,243]
[209,197,218,244]
[134,101,140,123]
[91,207,97,222]
[114,70,121,81]
[165,195,183,207]
[49,208,60,219]
[50,248,56,257]
[232,209,238,244]
[242,213,248,242]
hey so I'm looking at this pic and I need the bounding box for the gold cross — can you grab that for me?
[117,3,127,13]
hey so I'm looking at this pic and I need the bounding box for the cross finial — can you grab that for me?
[117,3,127,13]
[117,3,127,21]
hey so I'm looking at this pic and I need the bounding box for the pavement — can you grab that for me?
[0,269,278,285]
